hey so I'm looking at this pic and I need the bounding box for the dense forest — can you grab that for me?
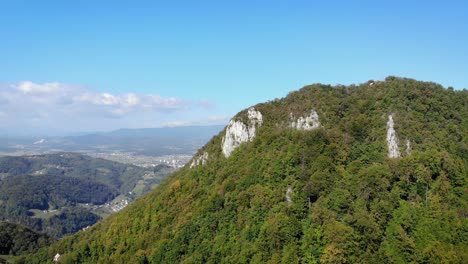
[0,175,118,210]
[26,77,467,263]
[0,221,55,263]
[0,175,111,238]
[0,153,173,239]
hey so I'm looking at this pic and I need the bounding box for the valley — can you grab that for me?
[0,125,223,242]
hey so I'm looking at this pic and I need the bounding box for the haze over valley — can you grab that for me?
[0,125,224,168]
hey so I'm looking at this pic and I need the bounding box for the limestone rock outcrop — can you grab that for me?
[291,110,321,130]
[190,152,209,168]
[387,114,401,158]
[222,107,263,157]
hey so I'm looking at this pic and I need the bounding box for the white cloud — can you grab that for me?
[124,93,140,107]
[16,81,61,94]
[100,93,119,105]
[0,81,218,134]
[72,90,186,113]
[3,81,189,113]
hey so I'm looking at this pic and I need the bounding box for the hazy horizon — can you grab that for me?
[0,123,227,138]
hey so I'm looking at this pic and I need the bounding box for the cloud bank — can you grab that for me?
[0,81,220,135]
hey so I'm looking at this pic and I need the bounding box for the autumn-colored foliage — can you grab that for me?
[26,77,467,263]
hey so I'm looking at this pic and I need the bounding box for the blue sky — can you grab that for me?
[0,0,467,135]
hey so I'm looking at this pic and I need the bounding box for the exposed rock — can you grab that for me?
[387,114,401,158]
[286,186,293,204]
[190,152,209,168]
[53,253,62,262]
[291,110,321,130]
[247,107,263,137]
[222,107,263,157]
[406,139,411,155]
[221,121,249,158]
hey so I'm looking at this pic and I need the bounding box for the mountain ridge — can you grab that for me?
[27,77,467,263]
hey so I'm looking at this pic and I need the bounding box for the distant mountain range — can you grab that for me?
[0,125,224,156]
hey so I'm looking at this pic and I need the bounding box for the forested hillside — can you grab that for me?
[0,153,173,238]
[27,77,467,263]
[0,222,55,264]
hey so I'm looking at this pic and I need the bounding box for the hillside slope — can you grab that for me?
[0,222,55,256]
[27,77,467,263]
